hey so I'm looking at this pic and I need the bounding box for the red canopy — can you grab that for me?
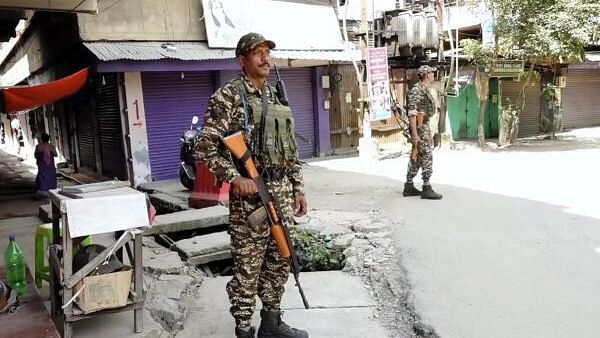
[1,68,89,114]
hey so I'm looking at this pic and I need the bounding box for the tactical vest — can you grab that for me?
[419,83,437,121]
[237,83,298,167]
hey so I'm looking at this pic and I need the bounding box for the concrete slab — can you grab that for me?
[144,251,187,275]
[196,271,374,312]
[143,236,166,249]
[187,250,231,265]
[138,179,189,196]
[296,210,369,237]
[175,231,230,258]
[177,271,387,338]
[180,307,388,338]
[73,309,167,338]
[145,206,229,235]
[148,193,189,213]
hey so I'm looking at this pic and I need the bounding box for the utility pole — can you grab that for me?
[436,0,447,136]
[357,0,378,165]
[359,0,369,140]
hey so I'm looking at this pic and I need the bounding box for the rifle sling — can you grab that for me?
[239,149,252,164]
[259,89,268,154]
[238,85,250,134]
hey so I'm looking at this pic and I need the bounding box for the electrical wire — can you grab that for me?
[71,0,88,12]
[99,0,127,14]
[339,0,362,86]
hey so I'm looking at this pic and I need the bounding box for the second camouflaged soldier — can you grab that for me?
[195,33,309,338]
[403,65,443,200]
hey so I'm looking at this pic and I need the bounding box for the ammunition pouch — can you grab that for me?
[246,87,298,166]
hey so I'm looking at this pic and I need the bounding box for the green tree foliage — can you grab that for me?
[491,0,600,64]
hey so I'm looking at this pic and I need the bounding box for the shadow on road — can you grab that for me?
[305,164,600,338]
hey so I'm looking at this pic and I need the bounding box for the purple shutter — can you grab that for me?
[219,70,240,86]
[141,71,214,181]
[219,68,316,158]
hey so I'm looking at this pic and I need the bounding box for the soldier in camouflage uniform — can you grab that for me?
[403,65,443,200]
[195,33,309,338]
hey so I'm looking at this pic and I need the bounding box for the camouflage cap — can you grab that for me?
[417,65,437,76]
[235,32,276,57]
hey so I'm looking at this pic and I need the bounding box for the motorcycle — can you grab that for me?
[179,116,201,190]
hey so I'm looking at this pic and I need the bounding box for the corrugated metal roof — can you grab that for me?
[83,41,360,62]
[83,42,233,61]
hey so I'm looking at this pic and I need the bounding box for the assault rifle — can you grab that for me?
[223,131,310,309]
[411,113,425,161]
[273,63,289,106]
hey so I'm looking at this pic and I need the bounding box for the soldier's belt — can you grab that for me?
[262,167,286,181]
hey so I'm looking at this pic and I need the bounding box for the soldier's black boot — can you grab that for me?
[236,326,256,338]
[403,182,421,197]
[421,185,443,200]
[257,309,309,338]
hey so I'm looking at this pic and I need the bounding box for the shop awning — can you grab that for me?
[1,68,89,114]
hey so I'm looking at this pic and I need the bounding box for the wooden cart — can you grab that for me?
[48,182,149,338]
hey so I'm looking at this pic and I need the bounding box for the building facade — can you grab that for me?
[0,0,350,185]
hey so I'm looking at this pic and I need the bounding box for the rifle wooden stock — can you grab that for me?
[223,132,291,257]
[222,131,309,309]
[410,113,425,161]
[223,132,259,179]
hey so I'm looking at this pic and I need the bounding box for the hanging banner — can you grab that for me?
[366,47,392,121]
[1,68,89,114]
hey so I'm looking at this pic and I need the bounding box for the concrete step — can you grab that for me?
[174,231,231,265]
[148,193,189,213]
[144,206,229,236]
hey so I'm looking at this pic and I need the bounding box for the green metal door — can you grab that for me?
[448,83,479,139]
[485,78,499,138]
[448,81,499,140]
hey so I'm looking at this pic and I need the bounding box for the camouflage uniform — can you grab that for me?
[195,74,304,329]
[406,80,436,184]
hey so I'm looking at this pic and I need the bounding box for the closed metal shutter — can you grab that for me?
[563,69,600,129]
[95,73,126,180]
[219,70,241,86]
[501,80,541,137]
[220,68,316,158]
[74,88,97,170]
[142,71,215,181]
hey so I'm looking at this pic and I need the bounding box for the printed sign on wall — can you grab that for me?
[367,47,392,121]
[202,0,344,50]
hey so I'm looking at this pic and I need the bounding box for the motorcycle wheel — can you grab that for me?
[179,167,195,190]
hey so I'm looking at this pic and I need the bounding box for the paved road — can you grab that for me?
[307,128,600,338]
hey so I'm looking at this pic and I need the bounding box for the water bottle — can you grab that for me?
[4,235,27,296]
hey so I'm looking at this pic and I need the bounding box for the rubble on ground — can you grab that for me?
[142,236,203,336]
